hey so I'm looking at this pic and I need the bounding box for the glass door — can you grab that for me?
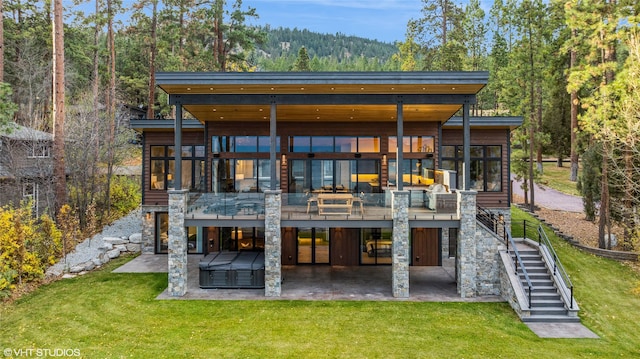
[297,227,330,264]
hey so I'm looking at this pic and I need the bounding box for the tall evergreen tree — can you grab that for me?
[292,46,310,71]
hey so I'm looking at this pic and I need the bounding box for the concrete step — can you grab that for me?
[519,273,551,280]
[530,293,562,301]
[531,299,565,308]
[525,285,557,294]
[523,315,581,323]
[530,306,568,315]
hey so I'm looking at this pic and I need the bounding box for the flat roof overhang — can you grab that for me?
[155,71,489,123]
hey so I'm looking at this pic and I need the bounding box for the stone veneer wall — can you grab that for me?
[392,191,410,298]
[457,190,477,297]
[474,224,504,295]
[141,205,168,254]
[264,190,282,297]
[168,190,188,297]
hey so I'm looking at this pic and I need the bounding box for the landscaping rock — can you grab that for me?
[126,243,141,252]
[104,236,128,245]
[83,261,96,271]
[62,274,76,279]
[107,248,121,259]
[69,264,85,273]
[114,244,128,252]
[129,233,142,244]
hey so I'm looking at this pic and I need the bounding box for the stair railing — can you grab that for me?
[506,226,533,309]
[476,205,506,241]
[537,225,574,309]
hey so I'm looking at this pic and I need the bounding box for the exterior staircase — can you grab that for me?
[516,247,580,323]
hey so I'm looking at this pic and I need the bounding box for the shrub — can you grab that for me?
[0,202,62,297]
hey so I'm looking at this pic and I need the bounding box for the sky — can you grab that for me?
[244,0,424,44]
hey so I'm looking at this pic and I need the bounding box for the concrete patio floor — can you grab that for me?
[114,254,502,302]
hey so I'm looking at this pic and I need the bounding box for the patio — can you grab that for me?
[114,254,503,303]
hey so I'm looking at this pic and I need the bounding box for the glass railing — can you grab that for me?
[186,191,459,221]
[187,192,266,218]
[282,192,390,220]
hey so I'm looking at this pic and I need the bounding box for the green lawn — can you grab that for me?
[538,161,581,196]
[2,210,640,358]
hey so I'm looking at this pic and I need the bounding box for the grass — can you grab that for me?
[2,212,640,358]
[538,162,581,196]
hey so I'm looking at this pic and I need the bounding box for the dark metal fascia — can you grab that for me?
[169,94,477,106]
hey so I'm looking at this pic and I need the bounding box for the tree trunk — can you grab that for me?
[0,0,4,82]
[52,0,66,213]
[569,30,579,182]
[104,0,116,217]
[598,145,610,249]
[146,0,157,119]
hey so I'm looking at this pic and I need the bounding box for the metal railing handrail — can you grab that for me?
[476,205,506,240]
[537,225,575,309]
[506,226,533,309]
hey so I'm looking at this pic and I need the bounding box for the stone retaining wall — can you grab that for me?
[67,233,142,274]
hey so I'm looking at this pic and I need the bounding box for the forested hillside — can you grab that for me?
[257,26,398,64]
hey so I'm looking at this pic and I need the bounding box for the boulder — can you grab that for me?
[69,265,85,273]
[104,236,128,245]
[83,261,96,271]
[114,244,128,252]
[129,233,142,244]
[107,248,121,259]
[126,243,141,252]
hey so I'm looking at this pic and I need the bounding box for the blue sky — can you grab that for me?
[245,0,424,43]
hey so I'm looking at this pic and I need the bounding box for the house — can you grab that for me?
[130,71,522,298]
[0,123,55,216]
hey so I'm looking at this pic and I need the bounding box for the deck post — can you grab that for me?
[264,189,282,297]
[457,190,477,297]
[392,190,410,298]
[168,189,188,297]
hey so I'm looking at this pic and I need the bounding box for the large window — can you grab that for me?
[288,159,381,194]
[441,145,502,192]
[150,145,205,191]
[289,136,380,153]
[388,136,434,153]
[212,159,279,193]
[388,159,435,186]
[212,136,280,153]
[218,227,265,251]
[155,213,202,254]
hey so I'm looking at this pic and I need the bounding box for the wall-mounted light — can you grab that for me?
[382,154,387,165]
[355,153,362,158]
[145,212,152,220]
[498,213,504,223]
[281,154,287,165]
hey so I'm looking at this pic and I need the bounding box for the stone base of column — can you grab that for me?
[264,190,282,297]
[457,190,477,298]
[168,190,188,297]
[392,190,409,298]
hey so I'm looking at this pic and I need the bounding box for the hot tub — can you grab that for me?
[199,251,265,289]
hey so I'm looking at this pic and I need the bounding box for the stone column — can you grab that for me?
[392,190,410,298]
[141,207,155,254]
[264,190,282,297]
[168,189,188,297]
[457,190,477,298]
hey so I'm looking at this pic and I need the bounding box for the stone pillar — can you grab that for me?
[457,190,477,298]
[141,207,155,254]
[168,189,188,297]
[264,190,282,297]
[392,190,410,298]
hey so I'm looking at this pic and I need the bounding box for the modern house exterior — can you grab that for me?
[0,123,55,216]
[130,71,522,299]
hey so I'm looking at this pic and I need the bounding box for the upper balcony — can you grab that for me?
[186,188,459,223]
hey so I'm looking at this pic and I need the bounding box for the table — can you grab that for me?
[317,193,354,215]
